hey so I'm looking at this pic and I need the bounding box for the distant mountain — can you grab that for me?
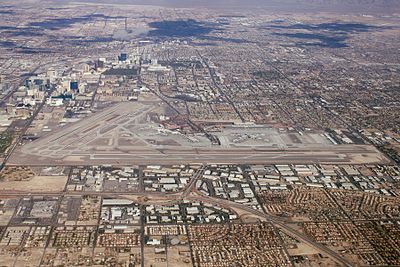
[73,0,400,12]
[289,0,400,8]
[273,0,400,12]
[10,0,400,13]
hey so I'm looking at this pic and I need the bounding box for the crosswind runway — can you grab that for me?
[8,102,390,166]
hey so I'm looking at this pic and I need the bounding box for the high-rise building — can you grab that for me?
[95,59,104,70]
[70,81,79,91]
[118,53,128,62]
[81,63,91,73]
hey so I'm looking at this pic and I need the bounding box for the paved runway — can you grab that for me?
[8,102,390,166]
[9,143,389,165]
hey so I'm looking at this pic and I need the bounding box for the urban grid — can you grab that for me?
[0,0,399,266]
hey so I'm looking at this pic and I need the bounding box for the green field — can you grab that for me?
[0,132,13,154]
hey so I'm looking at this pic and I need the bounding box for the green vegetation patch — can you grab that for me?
[0,131,13,154]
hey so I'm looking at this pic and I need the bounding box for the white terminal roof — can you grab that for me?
[102,199,134,206]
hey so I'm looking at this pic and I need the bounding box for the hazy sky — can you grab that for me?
[4,0,400,13]
[66,0,400,12]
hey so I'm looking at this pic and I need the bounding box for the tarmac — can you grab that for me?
[8,102,390,166]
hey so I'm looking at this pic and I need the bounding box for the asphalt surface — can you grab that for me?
[0,182,353,267]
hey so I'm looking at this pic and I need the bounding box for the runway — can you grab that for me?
[8,102,390,166]
[9,143,389,165]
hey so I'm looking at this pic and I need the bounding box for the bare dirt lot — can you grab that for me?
[0,175,67,192]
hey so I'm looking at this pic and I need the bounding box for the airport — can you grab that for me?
[9,101,389,166]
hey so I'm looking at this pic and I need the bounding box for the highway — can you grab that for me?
[0,177,353,267]
[187,194,353,267]
[0,58,69,171]
[0,84,56,171]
